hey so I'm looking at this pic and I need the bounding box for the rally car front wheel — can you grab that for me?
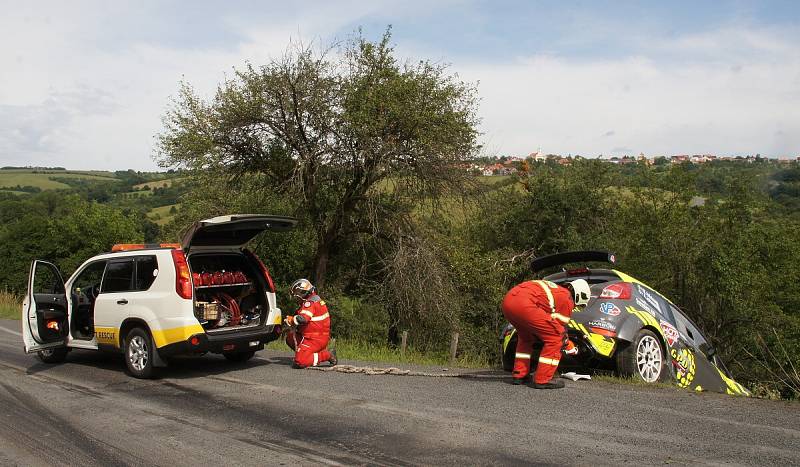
[616,329,666,383]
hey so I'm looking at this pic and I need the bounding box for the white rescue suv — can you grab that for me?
[21,214,297,378]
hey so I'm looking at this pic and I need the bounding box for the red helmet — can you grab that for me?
[212,271,224,285]
[222,271,234,284]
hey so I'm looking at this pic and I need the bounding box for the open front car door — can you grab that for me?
[22,260,68,353]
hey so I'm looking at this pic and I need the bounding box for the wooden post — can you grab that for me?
[400,331,408,357]
[449,332,459,365]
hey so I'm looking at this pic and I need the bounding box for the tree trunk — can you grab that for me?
[313,244,329,290]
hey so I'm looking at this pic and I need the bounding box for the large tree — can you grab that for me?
[157,29,479,287]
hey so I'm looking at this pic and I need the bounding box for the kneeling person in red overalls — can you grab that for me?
[502,278,590,389]
[284,279,337,368]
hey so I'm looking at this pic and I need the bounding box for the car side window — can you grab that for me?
[670,305,711,356]
[71,261,107,296]
[101,260,135,293]
[134,256,158,291]
[32,262,64,294]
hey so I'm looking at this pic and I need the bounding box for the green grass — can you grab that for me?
[133,177,183,190]
[592,373,678,390]
[0,290,21,320]
[0,170,119,190]
[147,204,180,225]
[267,337,491,368]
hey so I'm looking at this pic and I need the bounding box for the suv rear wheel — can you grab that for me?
[616,329,665,383]
[125,327,157,379]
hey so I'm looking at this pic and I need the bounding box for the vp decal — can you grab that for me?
[599,302,621,316]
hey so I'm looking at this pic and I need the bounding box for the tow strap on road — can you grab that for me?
[307,364,506,379]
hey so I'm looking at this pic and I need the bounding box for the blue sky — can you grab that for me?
[1,0,799,170]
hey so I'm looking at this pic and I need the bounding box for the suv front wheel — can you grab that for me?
[125,327,157,379]
[37,347,68,364]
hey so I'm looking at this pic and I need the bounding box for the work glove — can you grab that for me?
[283,315,308,327]
[563,338,579,356]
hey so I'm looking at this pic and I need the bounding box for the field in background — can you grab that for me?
[0,169,118,190]
[133,178,183,190]
[147,203,180,225]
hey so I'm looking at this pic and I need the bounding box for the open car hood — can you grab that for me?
[181,214,298,249]
[531,250,616,273]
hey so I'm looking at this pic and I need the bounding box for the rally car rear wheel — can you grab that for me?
[616,329,665,383]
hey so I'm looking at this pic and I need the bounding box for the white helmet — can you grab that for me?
[569,279,591,307]
[289,278,315,300]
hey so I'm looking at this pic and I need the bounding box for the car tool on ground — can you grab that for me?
[284,278,337,368]
[501,278,590,389]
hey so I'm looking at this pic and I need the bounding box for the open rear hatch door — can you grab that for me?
[22,260,68,353]
[181,214,298,250]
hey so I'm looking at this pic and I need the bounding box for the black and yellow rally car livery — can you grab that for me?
[501,251,750,396]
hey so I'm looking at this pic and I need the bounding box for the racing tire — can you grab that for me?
[502,334,517,372]
[224,350,256,363]
[124,327,157,379]
[616,329,666,383]
[37,347,68,364]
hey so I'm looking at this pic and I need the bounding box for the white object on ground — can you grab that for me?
[561,372,591,381]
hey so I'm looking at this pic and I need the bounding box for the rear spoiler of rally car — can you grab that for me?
[530,250,616,273]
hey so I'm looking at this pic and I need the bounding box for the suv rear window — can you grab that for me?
[102,260,135,293]
[135,256,158,291]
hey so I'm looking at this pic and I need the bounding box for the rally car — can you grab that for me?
[22,214,296,378]
[501,251,750,396]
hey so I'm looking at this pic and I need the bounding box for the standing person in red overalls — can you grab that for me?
[502,279,590,389]
[284,279,337,368]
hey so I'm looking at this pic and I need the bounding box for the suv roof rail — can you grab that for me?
[111,243,182,252]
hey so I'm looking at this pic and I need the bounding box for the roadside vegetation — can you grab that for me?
[0,289,21,320]
[0,31,798,399]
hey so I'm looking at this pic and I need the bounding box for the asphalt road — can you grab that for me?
[0,319,798,466]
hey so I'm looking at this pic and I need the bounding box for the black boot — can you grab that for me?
[533,379,565,389]
[511,375,532,385]
[328,349,338,366]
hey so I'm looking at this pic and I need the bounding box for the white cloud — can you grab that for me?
[455,27,800,158]
[1,3,799,171]
[0,1,382,170]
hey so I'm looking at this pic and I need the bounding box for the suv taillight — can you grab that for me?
[244,249,275,293]
[599,282,631,300]
[171,249,193,299]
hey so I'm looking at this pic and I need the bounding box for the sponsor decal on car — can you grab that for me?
[635,298,656,315]
[671,347,696,388]
[635,284,662,315]
[660,320,680,346]
[588,320,617,332]
[599,302,621,316]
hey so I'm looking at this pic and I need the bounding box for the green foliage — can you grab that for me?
[0,192,144,293]
[458,162,800,398]
[157,27,479,289]
[0,289,21,320]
